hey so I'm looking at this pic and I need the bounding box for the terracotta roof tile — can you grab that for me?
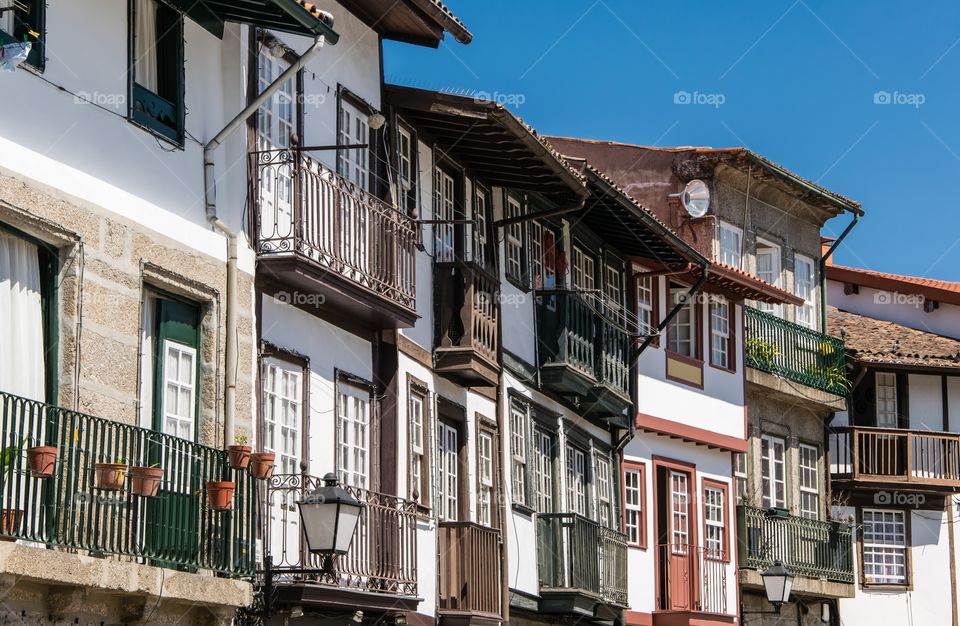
[827,306,960,369]
[828,264,960,306]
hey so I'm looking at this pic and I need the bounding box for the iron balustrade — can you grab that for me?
[537,512,628,606]
[263,474,418,596]
[830,426,960,488]
[438,521,502,617]
[655,543,730,615]
[0,390,255,576]
[536,290,631,398]
[736,505,854,583]
[744,306,847,395]
[252,150,418,313]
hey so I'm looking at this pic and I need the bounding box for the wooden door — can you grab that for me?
[657,467,695,611]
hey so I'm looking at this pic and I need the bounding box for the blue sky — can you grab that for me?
[384,0,960,280]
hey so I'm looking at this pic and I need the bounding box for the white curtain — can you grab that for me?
[134,0,158,92]
[0,230,44,401]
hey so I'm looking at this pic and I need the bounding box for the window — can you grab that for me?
[572,246,595,292]
[256,53,295,225]
[397,125,417,215]
[703,484,726,559]
[0,228,47,401]
[733,453,748,503]
[756,241,782,315]
[510,402,528,507]
[408,382,430,506]
[795,254,816,328]
[605,264,624,322]
[531,223,560,293]
[473,188,489,267]
[437,421,459,521]
[262,359,302,478]
[670,471,690,552]
[637,275,656,338]
[761,434,786,509]
[131,0,184,143]
[0,0,43,70]
[710,298,732,369]
[716,221,742,268]
[862,509,907,585]
[478,429,494,526]
[161,340,196,441]
[337,383,370,490]
[876,372,898,427]
[667,286,696,357]
[534,428,555,513]
[799,444,819,519]
[505,196,525,282]
[338,98,370,190]
[433,167,456,262]
[623,464,646,547]
[595,455,613,527]
[566,445,588,516]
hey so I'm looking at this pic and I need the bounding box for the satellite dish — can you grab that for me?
[678,179,710,218]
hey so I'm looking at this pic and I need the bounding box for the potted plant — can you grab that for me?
[249,452,276,479]
[129,464,164,497]
[228,435,252,470]
[0,440,24,542]
[206,480,236,510]
[26,443,57,478]
[94,461,127,491]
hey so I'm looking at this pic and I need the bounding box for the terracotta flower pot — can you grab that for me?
[130,466,164,497]
[249,452,276,480]
[0,508,19,542]
[206,481,235,511]
[227,445,252,470]
[94,463,126,491]
[26,445,57,478]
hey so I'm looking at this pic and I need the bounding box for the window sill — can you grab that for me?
[511,503,536,517]
[708,361,736,374]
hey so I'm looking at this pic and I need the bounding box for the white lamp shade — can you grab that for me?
[296,474,364,555]
[761,561,794,605]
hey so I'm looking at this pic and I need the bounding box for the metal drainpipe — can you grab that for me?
[203,32,331,445]
[818,210,860,331]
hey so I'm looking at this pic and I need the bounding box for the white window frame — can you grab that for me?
[670,471,690,554]
[566,445,587,516]
[160,339,197,441]
[595,454,613,527]
[623,467,644,546]
[734,453,748,503]
[478,430,494,526]
[505,196,524,280]
[398,126,413,192]
[704,485,725,558]
[408,387,426,503]
[473,188,488,267]
[798,443,819,519]
[761,434,787,509]
[710,298,730,368]
[534,428,555,513]
[716,220,743,268]
[756,239,782,316]
[434,167,456,262]
[337,383,370,490]
[795,254,817,329]
[876,372,898,427]
[529,220,544,289]
[510,404,528,507]
[667,287,696,357]
[261,358,302,479]
[437,421,459,522]
[338,99,370,190]
[862,509,907,585]
[637,275,654,335]
[572,246,595,293]
[605,263,623,321]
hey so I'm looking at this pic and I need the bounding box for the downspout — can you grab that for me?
[203,32,331,445]
[819,209,861,331]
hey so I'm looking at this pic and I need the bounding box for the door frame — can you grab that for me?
[652,456,699,612]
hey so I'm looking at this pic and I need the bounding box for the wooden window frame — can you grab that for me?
[701,479,730,563]
[128,0,185,146]
[258,343,309,475]
[708,296,736,373]
[622,460,647,549]
[858,506,912,590]
[406,374,431,510]
[334,370,377,492]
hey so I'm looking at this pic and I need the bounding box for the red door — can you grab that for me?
[660,469,695,610]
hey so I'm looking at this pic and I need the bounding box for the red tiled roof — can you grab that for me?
[828,265,960,306]
[828,306,960,369]
[705,262,804,306]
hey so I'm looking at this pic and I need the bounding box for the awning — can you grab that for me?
[385,85,587,206]
[167,0,340,41]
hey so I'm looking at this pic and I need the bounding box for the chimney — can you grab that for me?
[821,237,836,266]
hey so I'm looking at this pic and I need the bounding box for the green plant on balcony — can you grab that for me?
[746,336,779,370]
[802,363,851,393]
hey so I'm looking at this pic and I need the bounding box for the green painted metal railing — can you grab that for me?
[537,512,628,606]
[0,390,256,576]
[737,505,854,583]
[744,306,847,395]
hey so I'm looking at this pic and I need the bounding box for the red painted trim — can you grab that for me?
[652,456,699,613]
[700,478,731,563]
[622,459,648,549]
[625,610,654,626]
[636,412,748,453]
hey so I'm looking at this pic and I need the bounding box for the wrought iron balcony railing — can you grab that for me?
[830,426,960,491]
[744,306,847,395]
[0,390,255,576]
[737,505,854,583]
[537,512,628,607]
[252,150,418,315]
[263,474,418,596]
[655,543,730,615]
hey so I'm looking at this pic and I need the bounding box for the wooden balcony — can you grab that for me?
[252,150,418,330]
[536,291,631,421]
[737,506,854,584]
[655,543,732,617]
[830,426,960,493]
[744,306,847,395]
[537,513,628,618]
[438,521,502,626]
[263,475,420,613]
[434,262,500,387]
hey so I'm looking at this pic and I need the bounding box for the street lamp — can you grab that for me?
[297,473,364,574]
[760,561,794,613]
